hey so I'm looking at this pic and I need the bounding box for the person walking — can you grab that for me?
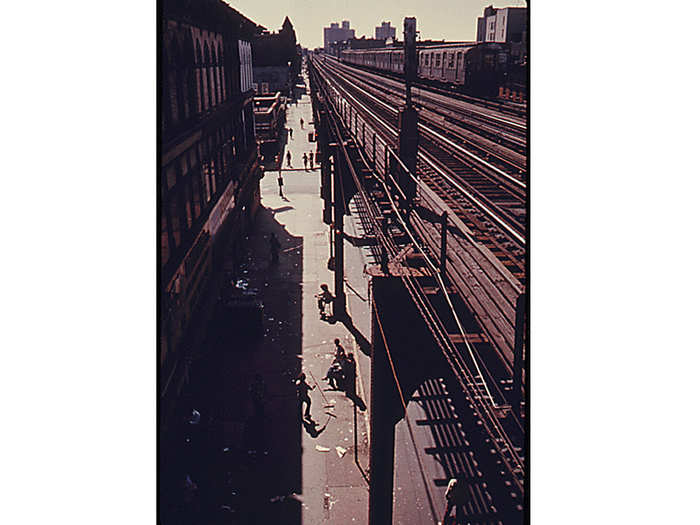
[315,284,334,319]
[300,117,304,129]
[288,127,293,139]
[295,373,315,420]
[323,339,346,390]
[441,474,468,525]
[277,172,284,197]
[303,153,308,171]
[286,150,292,168]
[269,232,280,264]
[309,150,314,169]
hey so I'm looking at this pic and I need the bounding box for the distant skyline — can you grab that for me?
[225,0,526,49]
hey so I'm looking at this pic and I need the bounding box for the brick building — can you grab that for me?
[252,17,302,95]
[375,21,396,41]
[476,5,527,44]
[323,20,355,52]
[160,0,262,400]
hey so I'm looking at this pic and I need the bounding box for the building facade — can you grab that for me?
[160,0,261,400]
[476,5,526,44]
[252,17,301,95]
[375,21,396,41]
[323,20,355,51]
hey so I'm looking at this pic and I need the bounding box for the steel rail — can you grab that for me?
[312,58,526,492]
[323,58,528,173]
[325,55,527,128]
[316,62,526,247]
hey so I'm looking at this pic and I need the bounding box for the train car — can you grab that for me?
[339,41,513,98]
[463,43,510,97]
[417,43,476,85]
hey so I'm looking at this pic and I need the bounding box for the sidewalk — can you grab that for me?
[163,71,373,525]
[263,71,373,524]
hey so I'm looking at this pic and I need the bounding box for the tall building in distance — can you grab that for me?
[476,5,527,43]
[375,21,396,41]
[323,20,355,51]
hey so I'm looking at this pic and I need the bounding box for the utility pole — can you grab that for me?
[332,145,347,318]
[397,17,419,212]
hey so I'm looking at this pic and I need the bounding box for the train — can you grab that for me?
[339,42,524,99]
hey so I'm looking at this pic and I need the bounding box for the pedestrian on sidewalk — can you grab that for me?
[442,474,468,525]
[269,232,280,264]
[316,284,334,319]
[309,150,315,169]
[295,373,315,420]
[303,153,308,171]
[333,338,346,360]
[286,150,292,168]
[323,339,346,390]
[277,172,284,197]
[300,117,304,129]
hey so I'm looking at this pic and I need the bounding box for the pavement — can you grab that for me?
[160,72,373,525]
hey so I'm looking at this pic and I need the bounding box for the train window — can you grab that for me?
[435,53,440,67]
[430,53,434,66]
[448,53,454,68]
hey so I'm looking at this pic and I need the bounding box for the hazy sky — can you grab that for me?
[225,0,526,49]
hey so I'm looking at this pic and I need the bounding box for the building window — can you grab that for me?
[165,166,177,189]
[169,197,182,248]
[218,43,225,102]
[184,184,193,229]
[195,40,205,113]
[192,172,202,219]
[161,212,170,264]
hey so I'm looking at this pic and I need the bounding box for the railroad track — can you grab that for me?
[322,54,527,119]
[310,63,526,513]
[315,59,526,276]
[324,57,527,149]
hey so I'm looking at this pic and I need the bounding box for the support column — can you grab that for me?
[512,292,526,415]
[332,145,347,318]
[397,17,419,209]
[368,279,399,525]
[440,211,448,278]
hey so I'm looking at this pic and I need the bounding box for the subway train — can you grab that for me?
[339,42,516,98]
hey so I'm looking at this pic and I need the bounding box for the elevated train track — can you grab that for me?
[329,53,527,119]
[315,56,526,279]
[309,55,526,522]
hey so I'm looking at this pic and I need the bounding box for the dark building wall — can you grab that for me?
[505,8,527,43]
[160,0,261,380]
[253,66,289,93]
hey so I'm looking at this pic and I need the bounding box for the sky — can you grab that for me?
[225,0,527,49]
